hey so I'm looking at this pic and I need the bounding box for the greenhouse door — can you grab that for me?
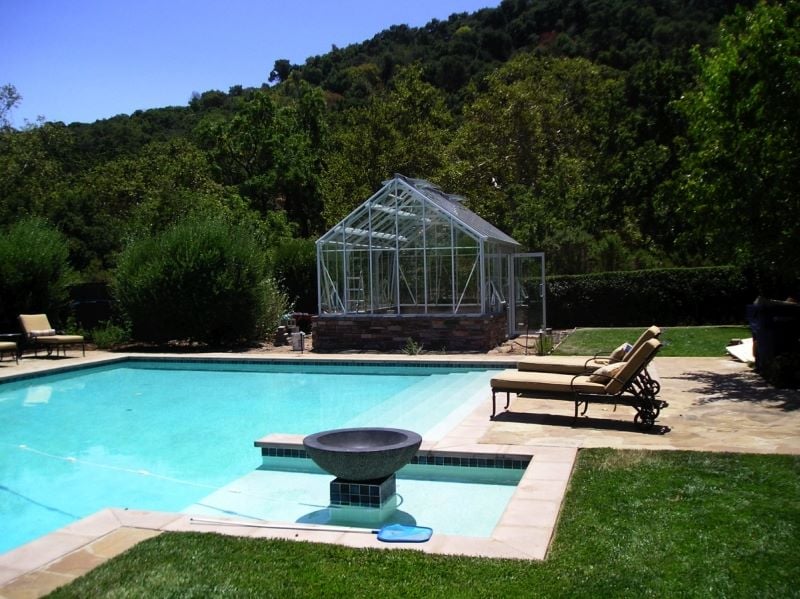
[509,253,546,336]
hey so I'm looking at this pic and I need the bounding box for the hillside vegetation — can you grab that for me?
[1,0,797,296]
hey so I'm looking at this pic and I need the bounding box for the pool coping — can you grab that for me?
[0,351,520,385]
[0,352,576,597]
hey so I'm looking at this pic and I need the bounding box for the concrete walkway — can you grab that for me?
[1,350,798,598]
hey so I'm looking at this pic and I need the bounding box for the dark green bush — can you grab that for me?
[0,217,75,329]
[113,216,288,344]
[547,266,755,327]
[90,321,131,349]
[272,237,317,314]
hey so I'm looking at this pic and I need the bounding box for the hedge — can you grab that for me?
[546,266,755,328]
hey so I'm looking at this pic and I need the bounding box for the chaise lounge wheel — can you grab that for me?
[634,412,655,430]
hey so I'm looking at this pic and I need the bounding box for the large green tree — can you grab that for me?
[0,122,71,223]
[53,138,257,277]
[320,65,453,225]
[676,0,800,289]
[441,53,653,273]
[199,84,327,236]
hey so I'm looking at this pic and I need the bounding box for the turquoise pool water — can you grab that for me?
[0,360,501,553]
[189,460,524,538]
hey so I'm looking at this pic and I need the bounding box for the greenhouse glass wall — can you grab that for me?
[317,175,521,317]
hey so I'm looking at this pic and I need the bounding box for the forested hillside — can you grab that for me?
[2,0,797,294]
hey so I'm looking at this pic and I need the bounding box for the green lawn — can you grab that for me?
[48,450,799,598]
[552,325,750,357]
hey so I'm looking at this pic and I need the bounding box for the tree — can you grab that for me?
[269,59,296,84]
[320,65,453,225]
[0,122,71,225]
[0,84,22,129]
[49,138,256,277]
[676,1,800,289]
[199,86,327,236]
[441,54,639,272]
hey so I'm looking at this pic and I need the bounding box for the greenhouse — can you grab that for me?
[314,175,544,352]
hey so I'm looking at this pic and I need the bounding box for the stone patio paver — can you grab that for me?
[482,357,800,454]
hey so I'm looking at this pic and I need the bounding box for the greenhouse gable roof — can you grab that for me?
[393,175,520,247]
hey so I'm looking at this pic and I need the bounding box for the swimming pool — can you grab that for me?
[0,359,503,553]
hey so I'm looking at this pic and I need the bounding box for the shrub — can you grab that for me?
[0,217,75,329]
[403,337,424,355]
[113,216,288,344]
[90,321,131,349]
[547,266,755,327]
[272,237,317,314]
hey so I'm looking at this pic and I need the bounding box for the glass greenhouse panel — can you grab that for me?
[316,175,529,324]
[319,241,345,313]
[398,249,424,310]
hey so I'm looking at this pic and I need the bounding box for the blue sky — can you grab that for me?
[3,0,499,126]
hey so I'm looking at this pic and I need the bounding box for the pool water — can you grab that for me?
[188,461,524,538]
[0,360,500,553]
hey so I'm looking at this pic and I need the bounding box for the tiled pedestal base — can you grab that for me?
[330,475,396,508]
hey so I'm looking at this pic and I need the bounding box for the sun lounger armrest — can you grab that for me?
[585,354,611,368]
[569,373,594,393]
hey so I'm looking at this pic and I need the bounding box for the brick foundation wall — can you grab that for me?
[312,313,508,352]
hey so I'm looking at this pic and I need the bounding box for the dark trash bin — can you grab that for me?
[746,299,800,373]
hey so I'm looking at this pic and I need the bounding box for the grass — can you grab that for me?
[48,450,800,598]
[552,325,750,357]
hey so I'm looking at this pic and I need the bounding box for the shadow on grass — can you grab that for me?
[492,410,671,435]
[671,369,800,411]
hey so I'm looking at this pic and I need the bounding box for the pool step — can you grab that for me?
[344,371,492,432]
[342,376,451,429]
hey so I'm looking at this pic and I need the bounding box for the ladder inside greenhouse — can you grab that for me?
[347,273,366,312]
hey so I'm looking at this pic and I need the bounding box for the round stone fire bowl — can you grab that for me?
[303,427,422,481]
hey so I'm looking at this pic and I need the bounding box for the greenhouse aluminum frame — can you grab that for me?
[316,175,543,331]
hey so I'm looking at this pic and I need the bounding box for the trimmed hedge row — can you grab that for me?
[546,266,755,327]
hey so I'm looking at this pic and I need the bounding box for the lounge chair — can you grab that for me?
[0,341,18,364]
[490,338,667,429]
[516,325,661,375]
[18,314,85,357]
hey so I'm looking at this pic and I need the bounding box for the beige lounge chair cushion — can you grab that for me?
[0,341,17,351]
[19,314,52,334]
[605,338,660,394]
[491,369,606,395]
[517,355,604,375]
[629,326,660,355]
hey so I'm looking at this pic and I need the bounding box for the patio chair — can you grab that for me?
[0,341,18,364]
[18,314,85,357]
[490,338,667,429]
[516,325,661,374]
